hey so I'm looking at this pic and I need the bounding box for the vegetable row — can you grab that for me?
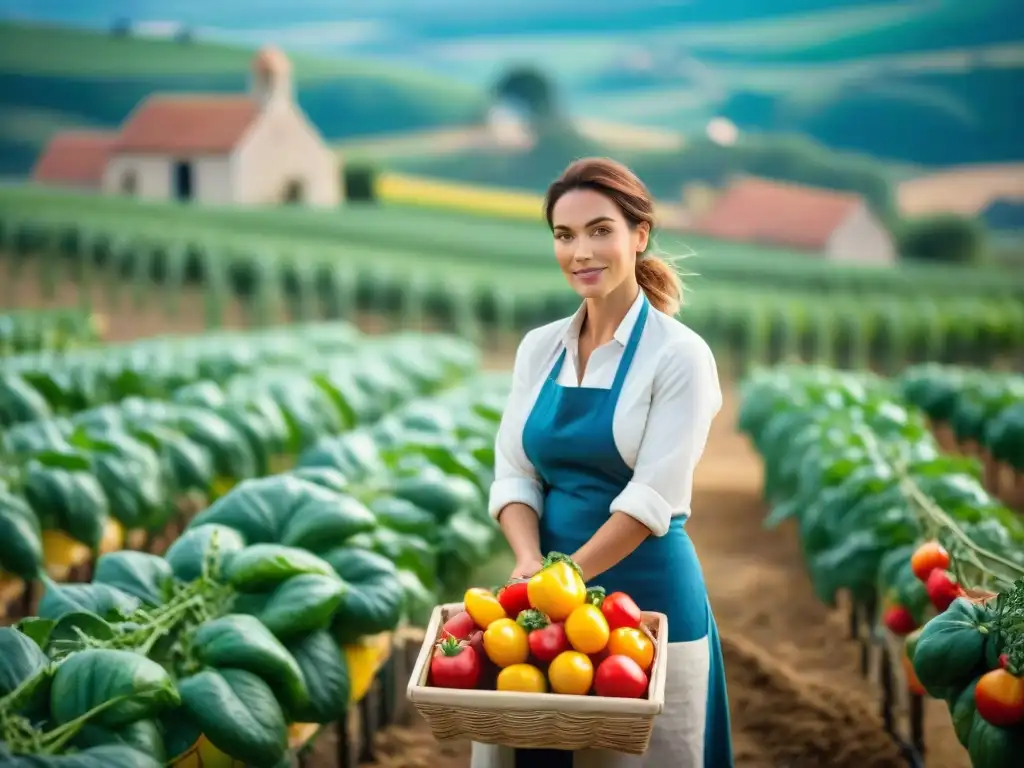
[4,185,1023,301]
[898,365,1024,473]
[0,327,478,592]
[738,365,1024,767]
[0,374,509,767]
[4,208,1024,370]
[431,554,656,699]
[0,309,104,357]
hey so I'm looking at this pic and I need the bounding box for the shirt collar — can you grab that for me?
[562,289,646,349]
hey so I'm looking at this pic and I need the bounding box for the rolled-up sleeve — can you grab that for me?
[610,338,722,536]
[488,334,545,521]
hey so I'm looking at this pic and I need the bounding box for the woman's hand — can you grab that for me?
[510,554,544,580]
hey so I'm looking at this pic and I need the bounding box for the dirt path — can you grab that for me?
[2,268,969,767]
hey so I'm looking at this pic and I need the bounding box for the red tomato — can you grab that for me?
[517,609,570,663]
[601,592,642,631]
[496,581,532,618]
[594,655,648,699]
[925,569,962,612]
[882,605,918,636]
[999,653,1010,670]
[429,636,480,689]
[441,610,477,641]
[974,668,1024,726]
[910,541,950,582]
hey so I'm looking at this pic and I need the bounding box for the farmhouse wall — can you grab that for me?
[233,103,341,207]
[826,203,896,265]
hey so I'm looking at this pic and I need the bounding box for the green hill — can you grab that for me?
[0,22,488,176]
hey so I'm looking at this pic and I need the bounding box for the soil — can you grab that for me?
[2,264,970,767]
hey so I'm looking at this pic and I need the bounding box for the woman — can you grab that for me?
[473,158,733,768]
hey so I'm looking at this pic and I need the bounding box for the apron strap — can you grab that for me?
[610,294,649,394]
[547,348,568,382]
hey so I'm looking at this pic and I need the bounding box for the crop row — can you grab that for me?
[0,309,103,356]
[5,227,1024,371]
[738,365,1024,766]
[897,365,1024,480]
[0,370,509,766]
[3,184,1023,301]
[0,325,483,591]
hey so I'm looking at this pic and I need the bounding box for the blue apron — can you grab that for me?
[517,296,733,768]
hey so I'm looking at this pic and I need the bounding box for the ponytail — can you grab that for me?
[636,254,683,316]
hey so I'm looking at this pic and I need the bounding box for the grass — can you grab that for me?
[0,22,477,92]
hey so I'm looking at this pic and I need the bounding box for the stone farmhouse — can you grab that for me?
[32,47,341,208]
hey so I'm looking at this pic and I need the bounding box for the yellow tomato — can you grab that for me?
[548,651,594,696]
[564,604,610,654]
[527,556,586,621]
[42,530,90,580]
[99,518,125,554]
[497,663,547,693]
[483,618,529,668]
[607,627,655,672]
[465,587,506,629]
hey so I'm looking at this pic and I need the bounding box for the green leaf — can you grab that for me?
[176,668,288,768]
[0,489,44,578]
[164,524,247,583]
[252,573,346,640]
[15,617,55,649]
[388,467,481,522]
[37,583,140,622]
[50,648,180,728]
[224,544,337,591]
[92,551,173,607]
[321,547,405,643]
[189,614,309,716]
[46,611,116,658]
[369,495,437,538]
[0,625,52,715]
[4,743,165,767]
[23,463,109,550]
[74,718,166,764]
[285,630,350,723]
[278,492,377,553]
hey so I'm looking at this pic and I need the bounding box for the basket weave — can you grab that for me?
[406,602,669,755]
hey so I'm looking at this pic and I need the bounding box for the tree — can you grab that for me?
[897,214,987,265]
[493,67,560,125]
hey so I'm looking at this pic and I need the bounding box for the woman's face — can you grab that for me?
[551,188,649,302]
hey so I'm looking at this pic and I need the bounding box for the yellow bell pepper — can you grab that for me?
[527,553,587,621]
[343,633,392,703]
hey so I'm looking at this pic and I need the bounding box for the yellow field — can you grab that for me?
[374,172,545,221]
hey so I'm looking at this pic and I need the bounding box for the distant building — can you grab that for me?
[32,47,341,208]
[691,176,896,265]
[979,197,1024,232]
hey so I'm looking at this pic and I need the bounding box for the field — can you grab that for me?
[3,184,1024,383]
[6,240,1021,766]
[4,176,1019,765]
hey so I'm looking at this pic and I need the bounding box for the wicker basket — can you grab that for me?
[406,602,669,754]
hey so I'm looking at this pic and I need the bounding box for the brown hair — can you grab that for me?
[543,157,682,315]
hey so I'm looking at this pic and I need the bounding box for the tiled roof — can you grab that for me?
[692,176,865,252]
[32,130,118,187]
[114,95,261,154]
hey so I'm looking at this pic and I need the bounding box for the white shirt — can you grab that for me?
[488,290,723,537]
